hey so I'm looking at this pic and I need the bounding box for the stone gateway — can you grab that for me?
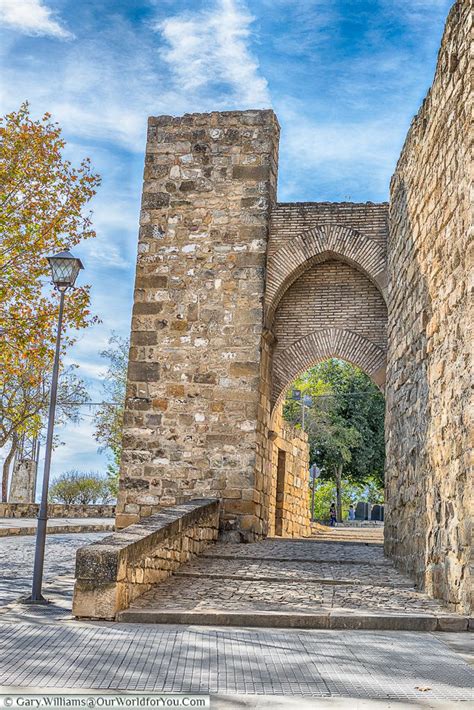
[116,0,471,614]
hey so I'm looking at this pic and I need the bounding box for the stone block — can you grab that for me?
[116,513,140,529]
[436,616,469,632]
[72,580,117,621]
[232,165,270,181]
[129,362,160,383]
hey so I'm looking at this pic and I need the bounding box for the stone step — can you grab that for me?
[173,571,415,589]
[117,607,471,632]
[201,554,392,566]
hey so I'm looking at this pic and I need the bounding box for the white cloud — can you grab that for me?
[1,1,270,153]
[158,0,270,108]
[275,101,409,201]
[0,0,73,39]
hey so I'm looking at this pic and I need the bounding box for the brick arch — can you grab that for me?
[271,328,386,410]
[265,224,387,327]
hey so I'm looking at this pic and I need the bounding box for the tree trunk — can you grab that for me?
[335,464,343,523]
[2,435,18,502]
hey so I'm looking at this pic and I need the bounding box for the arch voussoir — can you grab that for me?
[265,224,387,327]
[271,328,386,409]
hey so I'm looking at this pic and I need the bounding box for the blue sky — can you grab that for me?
[0,0,452,492]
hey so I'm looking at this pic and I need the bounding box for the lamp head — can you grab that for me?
[46,251,84,291]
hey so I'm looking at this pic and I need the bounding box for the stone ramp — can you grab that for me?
[118,535,471,631]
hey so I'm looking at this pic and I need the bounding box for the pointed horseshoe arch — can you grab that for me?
[265,224,387,327]
[271,328,386,411]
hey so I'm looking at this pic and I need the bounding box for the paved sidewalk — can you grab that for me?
[0,518,114,537]
[0,621,472,704]
[0,532,108,608]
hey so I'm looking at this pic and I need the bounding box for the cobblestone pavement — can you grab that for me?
[130,536,455,616]
[0,622,472,702]
[311,524,384,543]
[0,533,107,607]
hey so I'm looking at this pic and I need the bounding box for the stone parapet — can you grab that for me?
[0,503,116,519]
[72,498,219,620]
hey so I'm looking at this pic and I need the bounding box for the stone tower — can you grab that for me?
[116,110,280,540]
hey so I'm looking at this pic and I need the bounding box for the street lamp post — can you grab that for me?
[310,463,320,522]
[26,251,84,603]
[291,390,312,432]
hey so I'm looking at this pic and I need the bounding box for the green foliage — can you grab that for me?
[93,333,129,495]
[310,477,384,521]
[310,480,355,520]
[48,469,114,505]
[284,359,385,487]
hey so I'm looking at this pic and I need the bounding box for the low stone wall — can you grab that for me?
[0,503,116,519]
[73,498,220,620]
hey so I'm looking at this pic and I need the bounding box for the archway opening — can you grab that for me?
[267,358,385,537]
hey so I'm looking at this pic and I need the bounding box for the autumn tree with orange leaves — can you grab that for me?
[0,103,101,500]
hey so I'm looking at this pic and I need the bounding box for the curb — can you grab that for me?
[116,608,472,632]
[0,523,114,537]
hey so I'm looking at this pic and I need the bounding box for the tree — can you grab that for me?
[93,333,129,494]
[0,367,89,501]
[49,470,114,505]
[284,359,385,520]
[309,411,361,522]
[0,103,100,497]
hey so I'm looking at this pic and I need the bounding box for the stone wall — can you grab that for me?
[268,405,311,538]
[8,459,36,503]
[117,110,280,539]
[0,503,116,518]
[73,499,219,620]
[385,0,472,613]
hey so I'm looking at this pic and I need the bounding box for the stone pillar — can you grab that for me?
[117,110,280,539]
[9,459,37,503]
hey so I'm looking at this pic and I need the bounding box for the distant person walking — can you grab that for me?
[348,505,356,521]
[329,503,337,527]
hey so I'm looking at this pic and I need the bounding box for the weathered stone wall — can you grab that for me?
[268,405,311,538]
[0,503,116,518]
[385,0,472,613]
[8,460,36,503]
[117,110,279,539]
[73,499,219,620]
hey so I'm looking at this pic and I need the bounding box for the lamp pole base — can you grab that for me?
[20,595,50,605]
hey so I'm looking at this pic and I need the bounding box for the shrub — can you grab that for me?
[48,470,115,505]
